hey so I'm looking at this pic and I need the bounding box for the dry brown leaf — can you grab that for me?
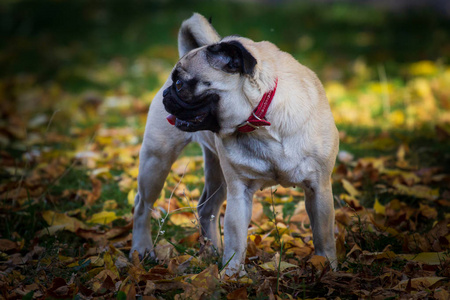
[0,239,20,252]
[227,287,248,300]
[154,239,178,262]
[309,255,327,271]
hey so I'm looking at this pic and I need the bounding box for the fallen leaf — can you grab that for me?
[103,199,118,210]
[418,203,438,219]
[154,239,178,262]
[91,269,118,292]
[393,277,446,291]
[91,167,112,179]
[0,239,20,252]
[227,287,248,300]
[373,198,386,215]
[128,189,136,206]
[342,179,360,197]
[259,261,298,272]
[84,178,102,206]
[398,252,448,265]
[434,288,450,300]
[309,255,327,271]
[393,183,439,200]
[42,211,88,232]
[169,213,196,227]
[88,211,119,225]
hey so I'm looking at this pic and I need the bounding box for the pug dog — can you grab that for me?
[131,13,339,276]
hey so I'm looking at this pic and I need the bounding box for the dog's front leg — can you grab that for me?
[131,95,190,258]
[131,146,185,258]
[303,176,337,268]
[222,184,254,277]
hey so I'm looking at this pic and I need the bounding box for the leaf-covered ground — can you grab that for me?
[1,1,450,299]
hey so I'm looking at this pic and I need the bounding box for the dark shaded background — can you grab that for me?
[1,0,449,95]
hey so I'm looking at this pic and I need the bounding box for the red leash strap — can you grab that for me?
[237,78,278,133]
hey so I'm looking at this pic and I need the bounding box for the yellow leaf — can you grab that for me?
[42,211,87,232]
[169,213,196,227]
[325,81,346,102]
[373,198,385,215]
[182,174,201,184]
[103,251,120,277]
[89,211,119,225]
[259,261,298,272]
[340,193,361,208]
[171,157,196,175]
[389,110,405,127]
[127,166,139,178]
[91,167,112,179]
[382,169,420,185]
[127,189,136,206]
[222,275,253,284]
[103,200,118,210]
[342,179,360,197]
[358,157,387,172]
[393,183,439,200]
[58,255,75,264]
[189,264,219,290]
[86,256,105,267]
[96,136,113,145]
[118,152,134,164]
[154,188,166,207]
[399,252,448,265]
[409,60,438,76]
[261,195,294,205]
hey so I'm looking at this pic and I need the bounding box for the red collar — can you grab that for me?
[237,78,278,133]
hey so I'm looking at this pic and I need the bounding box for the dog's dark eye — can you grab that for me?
[176,80,184,91]
[203,81,211,87]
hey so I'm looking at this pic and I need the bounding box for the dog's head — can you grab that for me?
[163,14,264,134]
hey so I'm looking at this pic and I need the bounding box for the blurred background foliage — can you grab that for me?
[1,0,450,130]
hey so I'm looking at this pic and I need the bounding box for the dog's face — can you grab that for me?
[163,40,257,133]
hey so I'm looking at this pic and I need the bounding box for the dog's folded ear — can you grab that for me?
[178,13,221,58]
[206,41,257,76]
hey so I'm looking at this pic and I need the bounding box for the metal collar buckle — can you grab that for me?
[237,113,263,130]
[237,120,260,130]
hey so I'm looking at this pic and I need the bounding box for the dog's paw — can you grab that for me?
[129,248,156,265]
[220,264,247,279]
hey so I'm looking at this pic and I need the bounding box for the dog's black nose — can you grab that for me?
[175,79,184,92]
[163,87,170,97]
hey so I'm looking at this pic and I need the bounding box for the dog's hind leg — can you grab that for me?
[197,146,227,253]
[303,176,337,268]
